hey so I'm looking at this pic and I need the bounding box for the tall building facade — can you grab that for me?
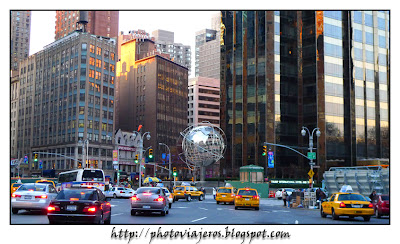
[117,39,188,179]
[11,71,20,160]
[220,11,390,180]
[152,29,192,76]
[10,10,31,71]
[55,11,119,40]
[17,31,117,177]
[188,76,220,127]
[195,29,218,77]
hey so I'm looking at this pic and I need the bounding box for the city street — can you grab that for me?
[11,195,389,225]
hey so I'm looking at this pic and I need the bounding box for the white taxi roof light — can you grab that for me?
[339,185,353,193]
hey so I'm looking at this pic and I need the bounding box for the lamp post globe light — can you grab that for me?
[301,126,321,189]
[132,130,151,188]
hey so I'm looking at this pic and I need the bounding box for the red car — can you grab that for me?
[372,194,389,218]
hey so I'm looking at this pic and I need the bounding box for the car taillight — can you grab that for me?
[12,194,21,198]
[253,196,259,200]
[131,196,141,201]
[83,206,97,212]
[69,198,79,201]
[35,195,48,199]
[184,191,186,194]
[236,195,242,199]
[339,202,346,208]
[120,191,124,193]
[154,196,164,202]
[47,205,60,212]
[368,203,373,208]
[231,194,235,197]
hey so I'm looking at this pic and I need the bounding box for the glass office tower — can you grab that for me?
[220,11,390,180]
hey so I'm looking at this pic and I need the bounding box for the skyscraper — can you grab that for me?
[17,31,117,177]
[10,11,31,71]
[152,29,192,76]
[55,11,119,40]
[220,11,390,180]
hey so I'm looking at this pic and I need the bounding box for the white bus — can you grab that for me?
[57,168,105,192]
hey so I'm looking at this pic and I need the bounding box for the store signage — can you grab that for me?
[118,146,136,152]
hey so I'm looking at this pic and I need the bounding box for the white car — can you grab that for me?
[161,187,173,208]
[275,188,295,199]
[105,187,135,198]
[11,183,58,214]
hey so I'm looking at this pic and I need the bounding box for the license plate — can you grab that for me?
[24,195,32,200]
[143,206,151,209]
[222,195,226,197]
[66,205,77,211]
[352,204,361,208]
[245,198,250,201]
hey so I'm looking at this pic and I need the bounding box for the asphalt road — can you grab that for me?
[10,195,390,225]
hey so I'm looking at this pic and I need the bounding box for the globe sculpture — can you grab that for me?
[180,122,226,181]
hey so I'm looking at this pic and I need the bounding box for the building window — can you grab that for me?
[96,47,102,56]
[90,44,95,53]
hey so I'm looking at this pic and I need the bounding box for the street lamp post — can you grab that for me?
[301,126,321,189]
[159,142,172,186]
[132,131,151,188]
[78,139,89,168]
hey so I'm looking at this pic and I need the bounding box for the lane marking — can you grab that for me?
[191,217,207,223]
[111,213,124,216]
[175,207,188,209]
[199,207,208,210]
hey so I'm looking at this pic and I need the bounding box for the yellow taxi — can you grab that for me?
[11,183,22,195]
[321,187,374,221]
[172,185,204,202]
[234,187,260,210]
[35,179,56,188]
[216,187,236,205]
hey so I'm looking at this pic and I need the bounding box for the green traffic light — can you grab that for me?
[149,155,153,158]
[262,153,266,156]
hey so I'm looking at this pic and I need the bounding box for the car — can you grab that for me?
[35,179,57,188]
[275,188,295,199]
[172,185,204,202]
[47,186,111,224]
[105,187,135,198]
[321,192,374,221]
[130,187,169,216]
[372,194,389,218]
[215,187,236,205]
[11,183,22,195]
[161,187,173,208]
[234,188,260,210]
[11,183,58,214]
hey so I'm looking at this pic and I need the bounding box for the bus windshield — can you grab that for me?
[82,170,104,181]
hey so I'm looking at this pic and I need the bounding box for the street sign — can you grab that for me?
[267,151,274,168]
[308,169,315,178]
[312,165,320,168]
[307,152,316,160]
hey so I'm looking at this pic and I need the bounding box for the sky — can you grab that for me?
[29,11,220,77]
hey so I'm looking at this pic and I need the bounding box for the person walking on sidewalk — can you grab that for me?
[213,187,217,199]
[282,189,287,206]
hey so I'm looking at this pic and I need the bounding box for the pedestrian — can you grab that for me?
[282,189,287,206]
[369,190,377,201]
[316,188,321,201]
[213,187,217,200]
[287,192,291,208]
[320,190,326,200]
[203,187,206,195]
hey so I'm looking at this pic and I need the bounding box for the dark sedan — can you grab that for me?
[131,187,169,216]
[47,186,111,224]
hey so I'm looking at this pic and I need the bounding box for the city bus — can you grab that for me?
[57,168,106,192]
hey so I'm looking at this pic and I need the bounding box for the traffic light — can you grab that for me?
[134,154,139,163]
[34,153,38,162]
[172,167,177,177]
[262,146,267,156]
[149,149,153,159]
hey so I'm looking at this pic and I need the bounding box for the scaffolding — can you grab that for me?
[323,166,389,196]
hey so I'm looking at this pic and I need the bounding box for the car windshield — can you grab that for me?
[17,184,46,192]
[338,194,366,201]
[56,189,97,200]
[238,190,257,196]
[117,188,124,190]
[174,187,185,191]
[218,188,232,193]
[13,183,22,188]
[137,188,160,194]
[381,195,389,201]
